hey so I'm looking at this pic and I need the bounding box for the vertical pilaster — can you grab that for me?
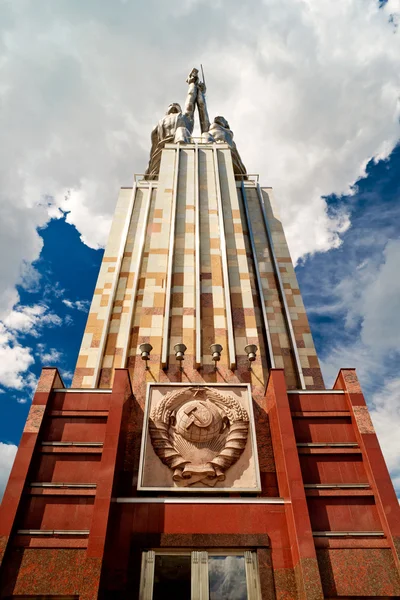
[198,147,228,367]
[129,147,176,385]
[194,145,202,368]
[334,368,400,572]
[72,187,136,388]
[213,147,236,369]
[240,181,275,369]
[121,184,154,368]
[161,147,180,368]
[86,369,132,596]
[266,369,324,600]
[0,368,63,565]
[168,148,196,367]
[260,187,324,390]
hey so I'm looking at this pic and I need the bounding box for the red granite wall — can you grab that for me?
[1,367,400,599]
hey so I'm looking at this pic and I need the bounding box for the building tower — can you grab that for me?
[1,69,400,600]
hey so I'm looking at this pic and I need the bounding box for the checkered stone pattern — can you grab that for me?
[72,187,135,388]
[99,187,150,387]
[263,187,323,388]
[126,147,177,384]
[236,186,271,389]
[245,186,298,388]
[246,186,324,389]
[73,143,322,393]
[218,149,266,386]
[168,149,196,365]
[198,147,229,365]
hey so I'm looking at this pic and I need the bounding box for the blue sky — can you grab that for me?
[0,218,103,444]
[1,0,400,495]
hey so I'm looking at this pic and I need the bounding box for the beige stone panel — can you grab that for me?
[199,147,229,361]
[261,187,324,386]
[305,347,318,356]
[168,149,196,362]
[76,354,88,368]
[102,355,114,369]
[300,355,310,368]
[72,187,136,386]
[129,148,176,365]
[82,375,93,387]
[213,315,226,329]
[246,327,258,338]
[303,332,315,348]
[85,350,101,369]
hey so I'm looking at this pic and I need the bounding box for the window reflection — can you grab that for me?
[208,555,248,600]
[153,555,191,600]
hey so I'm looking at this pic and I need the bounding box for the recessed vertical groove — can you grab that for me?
[161,148,180,368]
[93,183,137,387]
[195,146,202,367]
[213,146,236,370]
[240,181,275,369]
[256,184,306,389]
[122,183,153,368]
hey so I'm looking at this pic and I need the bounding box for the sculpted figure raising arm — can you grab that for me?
[196,80,211,135]
[145,68,199,178]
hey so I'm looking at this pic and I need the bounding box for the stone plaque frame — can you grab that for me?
[137,383,261,493]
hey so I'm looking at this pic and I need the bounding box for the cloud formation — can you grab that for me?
[320,239,400,387]
[0,323,35,390]
[316,238,400,491]
[0,0,400,320]
[0,0,400,492]
[62,299,90,312]
[370,377,400,493]
[3,304,62,337]
[36,343,63,365]
[0,303,63,391]
[0,442,17,501]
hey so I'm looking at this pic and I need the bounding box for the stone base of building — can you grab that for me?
[1,367,399,599]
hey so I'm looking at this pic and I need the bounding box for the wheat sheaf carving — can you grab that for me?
[149,387,249,485]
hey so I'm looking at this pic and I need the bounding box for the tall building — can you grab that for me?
[1,69,399,600]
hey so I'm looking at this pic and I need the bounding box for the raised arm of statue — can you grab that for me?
[184,68,199,121]
[197,82,210,134]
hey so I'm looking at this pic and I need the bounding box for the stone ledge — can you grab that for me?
[132,532,270,548]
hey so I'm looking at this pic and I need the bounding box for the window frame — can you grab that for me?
[139,549,261,600]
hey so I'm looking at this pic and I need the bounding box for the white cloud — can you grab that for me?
[0,0,399,322]
[0,303,62,392]
[3,304,62,337]
[319,239,400,493]
[321,239,400,386]
[370,377,400,494]
[0,442,18,501]
[0,323,34,390]
[36,343,63,364]
[0,0,399,486]
[60,370,73,385]
[62,298,90,312]
[359,240,400,351]
[64,314,74,326]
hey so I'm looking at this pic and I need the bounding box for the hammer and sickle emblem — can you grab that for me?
[183,401,212,429]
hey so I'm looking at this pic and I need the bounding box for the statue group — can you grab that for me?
[145,67,246,178]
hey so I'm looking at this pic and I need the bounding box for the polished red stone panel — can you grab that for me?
[1,366,400,598]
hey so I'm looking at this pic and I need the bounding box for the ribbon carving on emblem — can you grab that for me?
[149,387,249,486]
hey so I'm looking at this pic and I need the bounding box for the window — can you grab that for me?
[139,550,261,600]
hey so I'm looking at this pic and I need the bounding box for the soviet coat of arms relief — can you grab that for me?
[138,384,261,492]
